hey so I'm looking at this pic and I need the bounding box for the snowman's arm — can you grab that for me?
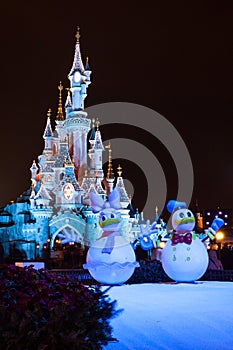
[202,217,224,242]
[202,227,223,242]
[201,228,215,242]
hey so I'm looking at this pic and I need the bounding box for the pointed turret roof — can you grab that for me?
[127,196,136,218]
[30,160,38,172]
[89,118,96,145]
[34,181,52,200]
[63,157,81,191]
[95,177,106,195]
[55,172,81,192]
[68,26,85,77]
[80,171,92,193]
[43,109,53,138]
[93,119,104,150]
[115,165,130,207]
[85,56,91,71]
[65,88,72,109]
[82,178,98,206]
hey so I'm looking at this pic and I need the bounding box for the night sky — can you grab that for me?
[0,2,232,214]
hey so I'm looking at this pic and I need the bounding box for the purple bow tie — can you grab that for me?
[171,232,192,246]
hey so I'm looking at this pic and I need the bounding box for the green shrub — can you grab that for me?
[127,260,171,284]
[0,264,121,350]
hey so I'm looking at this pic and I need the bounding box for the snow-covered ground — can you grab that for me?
[103,282,233,350]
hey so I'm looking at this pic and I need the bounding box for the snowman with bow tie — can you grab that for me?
[162,200,224,282]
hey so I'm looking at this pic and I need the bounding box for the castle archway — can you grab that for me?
[49,211,86,248]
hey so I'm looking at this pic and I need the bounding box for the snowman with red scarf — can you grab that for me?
[162,200,224,282]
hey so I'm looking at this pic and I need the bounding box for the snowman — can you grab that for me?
[162,200,224,282]
[83,188,139,285]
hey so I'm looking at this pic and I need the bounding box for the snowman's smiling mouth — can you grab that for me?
[174,217,195,226]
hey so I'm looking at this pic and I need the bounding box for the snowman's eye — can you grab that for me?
[187,211,192,217]
[110,213,116,219]
[101,215,107,221]
[179,212,185,218]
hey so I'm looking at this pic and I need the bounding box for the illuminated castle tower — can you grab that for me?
[65,27,92,182]
[0,27,133,263]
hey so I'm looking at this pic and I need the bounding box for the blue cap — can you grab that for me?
[167,200,186,213]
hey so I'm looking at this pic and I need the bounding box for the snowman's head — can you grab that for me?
[172,208,195,233]
[89,188,122,232]
[99,208,121,232]
[167,200,195,234]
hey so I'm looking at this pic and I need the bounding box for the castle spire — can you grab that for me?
[67,26,91,112]
[68,26,85,77]
[30,160,38,180]
[85,56,91,71]
[65,88,72,109]
[89,118,96,145]
[76,26,80,43]
[154,206,159,223]
[117,164,122,177]
[43,109,53,138]
[106,142,114,180]
[93,119,104,151]
[56,82,64,121]
[96,117,100,130]
[115,164,130,208]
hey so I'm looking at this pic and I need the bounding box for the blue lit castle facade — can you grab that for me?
[0,29,138,263]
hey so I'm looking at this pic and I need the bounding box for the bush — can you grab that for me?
[0,264,121,350]
[127,260,171,284]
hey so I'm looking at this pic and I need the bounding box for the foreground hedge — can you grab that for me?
[127,260,171,284]
[0,264,121,350]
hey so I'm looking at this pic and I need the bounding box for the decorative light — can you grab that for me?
[207,212,210,216]
[215,231,224,241]
[219,211,222,215]
[225,214,228,218]
[158,241,166,249]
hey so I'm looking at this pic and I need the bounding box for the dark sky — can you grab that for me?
[0,1,232,212]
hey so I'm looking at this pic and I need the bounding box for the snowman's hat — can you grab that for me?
[167,200,186,213]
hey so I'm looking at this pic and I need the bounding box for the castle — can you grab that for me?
[0,28,143,264]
